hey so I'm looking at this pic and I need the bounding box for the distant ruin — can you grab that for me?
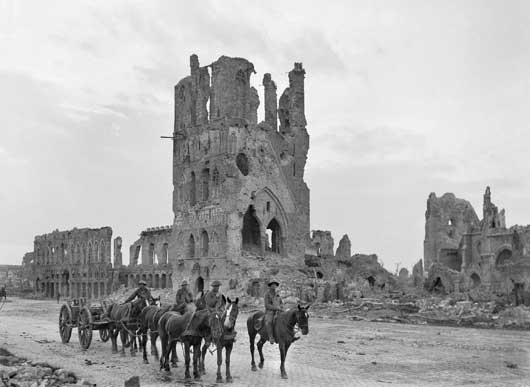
[423,187,530,304]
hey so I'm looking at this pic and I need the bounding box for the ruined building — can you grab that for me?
[169,55,310,292]
[28,227,114,298]
[126,226,173,289]
[423,187,530,303]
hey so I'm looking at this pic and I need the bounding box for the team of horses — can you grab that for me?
[100,292,310,381]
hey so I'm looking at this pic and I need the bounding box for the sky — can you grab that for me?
[1,0,530,272]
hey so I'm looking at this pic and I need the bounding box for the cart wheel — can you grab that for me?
[99,327,110,342]
[59,304,73,344]
[78,306,93,350]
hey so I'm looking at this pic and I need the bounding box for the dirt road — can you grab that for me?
[0,298,528,386]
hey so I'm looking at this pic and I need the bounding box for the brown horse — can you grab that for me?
[138,301,189,364]
[199,297,239,383]
[158,292,205,372]
[104,297,147,356]
[247,304,310,379]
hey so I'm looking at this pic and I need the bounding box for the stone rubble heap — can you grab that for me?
[0,348,93,387]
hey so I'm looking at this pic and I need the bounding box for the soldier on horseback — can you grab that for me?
[264,279,283,344]
[175,280,193,305]
[124,280,154,304]
[204,280,225,312]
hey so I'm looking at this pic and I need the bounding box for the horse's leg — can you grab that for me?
[257,336,266,369]
[141,327,148,364]
[193,340,201,380]
[216,343,223,383]
[119,329,127,356]
[130,327,136,356]
[159,331,167,371]
[184,341,192,381]
[170,341,178,367]
[150,331,158,357]
[249,329,257,371]
[200,338,209,375]
[110,326,118,354]
[226,342,233,383]
[279,341,288,379]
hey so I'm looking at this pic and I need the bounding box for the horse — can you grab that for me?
[247,304,310,379]
[199,297,239,383]
[104,297,147,356]
[158,292,205,372]
[138,301,192,364]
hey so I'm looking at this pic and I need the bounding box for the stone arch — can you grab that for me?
[495,246,513,266]
[195,276,204,294]
[470,273,481,289]
[201,168,210,201]
[190,171,197,206]
[201,230,209,257]
[87,242,93,264]
[256,187,289,237]
[188,234,196,258]
[242,205,261,250]
[99,240,105,262]
[266,218,282,254]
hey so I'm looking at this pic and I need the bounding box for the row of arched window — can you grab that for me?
[187,230,210,258]
[189,167,220,206]
[36,240,108,265]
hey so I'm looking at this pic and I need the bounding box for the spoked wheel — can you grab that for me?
[59,304,73,344]
[99,327,110,342]
[78,306,93,350]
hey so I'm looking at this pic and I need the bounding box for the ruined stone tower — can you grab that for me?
[169,55,310,292]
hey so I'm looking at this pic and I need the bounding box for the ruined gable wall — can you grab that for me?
[423,192,479,272]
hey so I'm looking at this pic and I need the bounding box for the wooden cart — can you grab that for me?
[58,298,111,350]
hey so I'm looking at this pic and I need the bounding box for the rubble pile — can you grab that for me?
[310,293,530,330]
[0,348,91,387]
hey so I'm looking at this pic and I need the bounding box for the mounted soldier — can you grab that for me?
[204,280,225,313]
[176,280,193,305]
[124,280,154,304]
[264,279,283,344]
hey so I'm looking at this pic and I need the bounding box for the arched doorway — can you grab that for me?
[432,277,446,294]
[470,273,481,289]
[195,276,204,294]
[496,249,513,265]
[266,218,282,254]
[366,276,375,288]
[242,205,261,250]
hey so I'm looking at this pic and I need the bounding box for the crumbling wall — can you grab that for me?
[423,192,479,273]
[310,230,334,258]
[169,55,310,290]
[31,227,113,299]
[335,234,351,259]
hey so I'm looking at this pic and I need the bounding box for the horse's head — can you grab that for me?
[223,297,239,331]
[295,304,310,335]
[150,296,161,306]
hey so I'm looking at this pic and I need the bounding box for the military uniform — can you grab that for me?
[264,280,283,344]
[176,287,193,304]
[204,280,225,312]
[124,282,154,304]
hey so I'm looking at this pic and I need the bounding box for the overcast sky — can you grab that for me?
[1,0,530,272]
